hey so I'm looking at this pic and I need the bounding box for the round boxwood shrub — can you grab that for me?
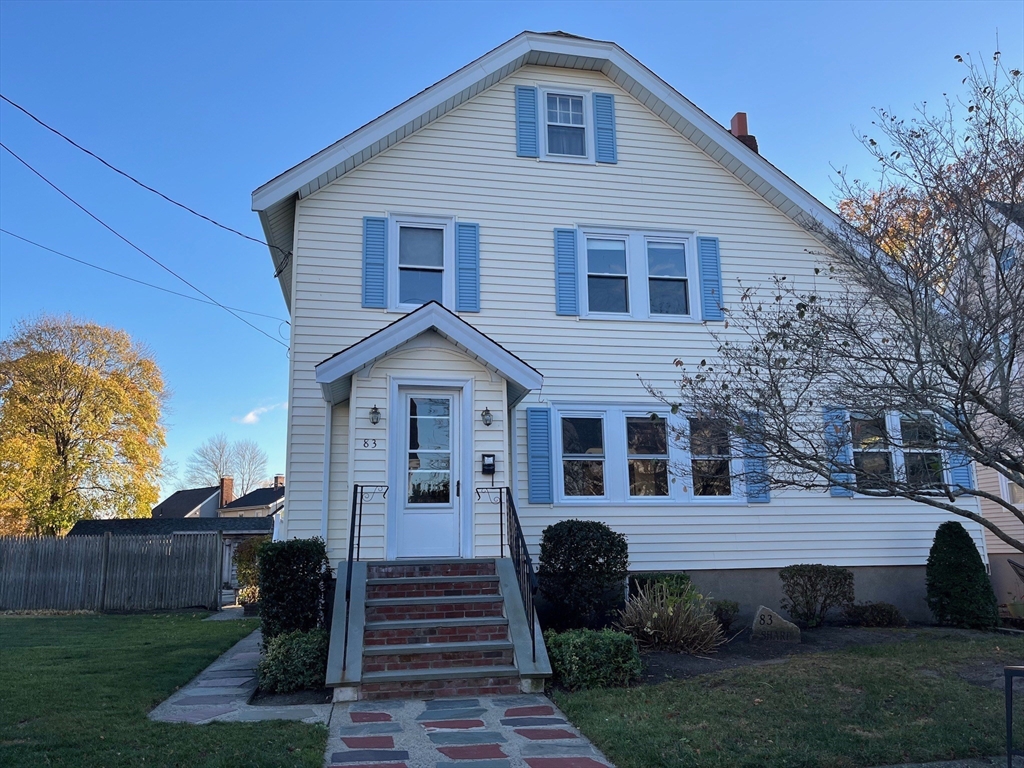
[539,519,629,629]
[926,521,998,628]
[779,564,855,628]
[544,628,641,691]
[844,601,907,628]
[257,629,329,693]
[257,537,332,640]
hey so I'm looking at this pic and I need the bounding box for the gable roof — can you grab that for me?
[252,31,841,309]
[68,517,274,536]
[314,301,543,406]
[151,486,219,518]
[221,486,285,511]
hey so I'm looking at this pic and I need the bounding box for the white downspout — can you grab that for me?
[321,400,332,542]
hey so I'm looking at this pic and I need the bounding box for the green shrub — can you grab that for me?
[711,599,740,632]
[257,537,332,640]
[844,601,908,627]
[629,572,691,599]
[779,564,855,628]
[233,535,270,589]
[926,521,998,629]
[617,582,725,653]
[238,585,260,606]
[539,520,629,629]
[257,629,329,693]
[544,628,641,691]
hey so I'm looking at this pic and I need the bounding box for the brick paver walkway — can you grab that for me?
[323,695,614,768]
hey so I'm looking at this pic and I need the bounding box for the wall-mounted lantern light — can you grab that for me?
[481,407,493,427]
[369,405,381,425]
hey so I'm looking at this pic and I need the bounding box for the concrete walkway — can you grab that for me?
[324,694,614,768]
[149,629,331,725]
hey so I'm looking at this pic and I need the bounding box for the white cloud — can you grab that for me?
[234,402,288,425]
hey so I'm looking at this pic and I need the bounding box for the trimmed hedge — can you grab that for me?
[779,564,854,628]
[844,601,907,627]
[544,628,641,691]
[926,521,998,628]
[257,537,332,640]
[539,520,629,630]
[257,629,329,693]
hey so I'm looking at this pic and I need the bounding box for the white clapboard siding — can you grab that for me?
[280,63,987,568]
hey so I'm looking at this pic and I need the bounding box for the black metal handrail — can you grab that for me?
[498,487,538,663]
[341,484,387,674]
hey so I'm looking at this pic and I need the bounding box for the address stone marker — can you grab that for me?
[751,605,801,643]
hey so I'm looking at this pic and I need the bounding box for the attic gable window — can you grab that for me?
[546,93,586,157]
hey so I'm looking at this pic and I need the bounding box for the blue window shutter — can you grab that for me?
[823,407,854,497]
[593,93,618,164]
[697,236,724,321]
[455,222,480,312]
[515,86,539,158]
[742,413,770,503]
[526,408,553,504]
[554,229,579,316]
[943,420,975,490]
[362,217,387,308]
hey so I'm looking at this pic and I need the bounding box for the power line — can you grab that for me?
[0,93,290,261]
[0,141,288,349]
[0,228,290,323]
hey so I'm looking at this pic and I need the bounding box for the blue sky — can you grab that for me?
[1,0,1021,497]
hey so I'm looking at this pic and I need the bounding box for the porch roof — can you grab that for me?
[314,302,543,406]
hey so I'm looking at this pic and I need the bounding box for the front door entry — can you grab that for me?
[395,390,461,558]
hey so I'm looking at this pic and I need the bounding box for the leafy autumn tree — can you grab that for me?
[0,315,166,535]
[185,434,269,495]
[659,53,1024,550]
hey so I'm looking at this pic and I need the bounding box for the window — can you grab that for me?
[899,416,944,489]
[586,238,628,314]
[627,416,669,497]
[545,92,586,157]
[388,215,454,311]
[647,240,689,316]
[1009,481,1024,507]
[407,397,452,504]
[689,418,733,496]
[578,229,699,320]
[561,416,605,496]
[851,415,893,491]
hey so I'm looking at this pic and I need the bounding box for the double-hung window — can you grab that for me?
[847,412,950,493]
[561,416,605,497]
[545,92,586,157]
[689,417,733,497]
[899,416,944,489]
[850,415,892,491]
[388,215,454,311]
[626,416,669,497]
[579,229,699,320]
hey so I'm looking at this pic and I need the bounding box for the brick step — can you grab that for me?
[363,616,509,646]
[365,575,500,599]
[362,646,515,673]
[364,595,504,622]
[367,559,496,580]
[362,639,513,656]
[359,665,521,700]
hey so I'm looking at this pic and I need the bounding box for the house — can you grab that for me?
[218,475,286,518]
[151,476,234,519]
[252,31,988,699]
[68,517,274,588]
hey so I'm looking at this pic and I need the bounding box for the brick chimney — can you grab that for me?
[273,474,285,489]
[730,112,759,154]
[219,476,234,506]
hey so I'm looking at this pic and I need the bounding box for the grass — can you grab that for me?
[554,629,1023,768]
[0,612,327,767]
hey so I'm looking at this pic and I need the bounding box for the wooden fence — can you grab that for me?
[0,533,221,611]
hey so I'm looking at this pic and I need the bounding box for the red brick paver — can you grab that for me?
[350,711,392,723]
[437,744,507,759]
[515,728,579,740]
[340,735,395,749]
[505,705,555,717]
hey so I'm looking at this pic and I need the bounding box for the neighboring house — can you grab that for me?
[68,517,273,587]
[151,477,235,519]
[218,476,286,518]
[251,31,989,626]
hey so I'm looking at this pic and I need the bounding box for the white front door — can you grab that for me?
[395,390,461,558]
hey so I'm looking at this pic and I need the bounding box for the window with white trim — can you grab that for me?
[848,412,950,493]
[899,416,944,489]
[626,416,669,497]
[561,416,605,497]
[851,414,892,491]
[688,417,733,497]
[579,229,699,321]
[387,215,454,311]
[545,92,586,157]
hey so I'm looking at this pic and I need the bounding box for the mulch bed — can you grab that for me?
[249,687,333,706]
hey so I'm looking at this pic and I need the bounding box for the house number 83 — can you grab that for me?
[362,439,377,448]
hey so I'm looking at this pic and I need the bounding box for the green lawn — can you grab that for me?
[0,613,327,768]
[555,629,1022,768]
